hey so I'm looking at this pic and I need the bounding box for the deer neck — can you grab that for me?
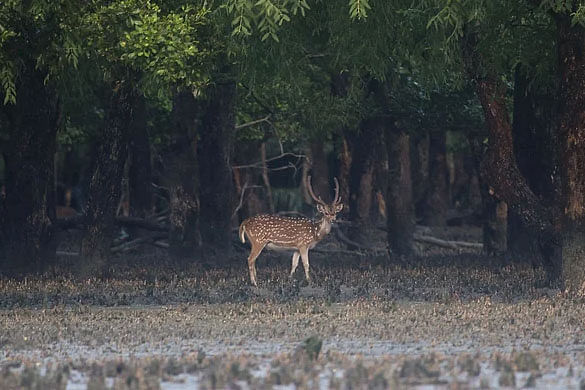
[314,217,332,241]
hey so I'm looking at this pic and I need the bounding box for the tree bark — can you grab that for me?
[461,27,559,280]
[481,190,508,255]
[128,94,153,219]
[338,136,352,212]
[198,80,236,252]
[347,118,381,245]
[461,28,552,234]
[509,64,560,259]
[450,150,479,211]
[411,131,430,220]
[0,62,59,275]
[163,90,201,260]
[556,16,585,294]
[79,81,135,277]
[260,142,275,213]
[365,78,414,256]
[467,129,508,254]
[385,122,415,256]
[421,128,449,226]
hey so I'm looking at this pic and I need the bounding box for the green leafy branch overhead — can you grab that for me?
[82,0,211,88]
[226,0,310,41]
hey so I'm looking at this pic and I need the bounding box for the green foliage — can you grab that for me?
[82,0,211,90]
[348,0,371,20]
[0,0,84,104]
[0,61,15,105]
[225,0,309,41]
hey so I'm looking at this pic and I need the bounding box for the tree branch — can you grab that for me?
[235,115,271,130]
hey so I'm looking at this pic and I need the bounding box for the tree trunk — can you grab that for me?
[411,131,430,220]
[509,64,560,259]
[461,27,559,280]
[233,140,269,220]
[198,80,236,252]
[556,16,585,294]
[385,122,415,256]
[347,118,381,245]
[480,189,508,255]
[79,81,135,277]
[338,136,352,213]
[421,128,449,226]
[260,142,275,213]
[0,62,59,275]
[162,90,201,260]
[128,94,153,219]
[467,129,508,254]
[308,140,331,203]
[461,28,552,234]
[371,134,389,225]
[450,150,478,211]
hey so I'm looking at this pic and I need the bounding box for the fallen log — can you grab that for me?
[413,234,483,250]
[110,232,168,253]
[55,214,168,232]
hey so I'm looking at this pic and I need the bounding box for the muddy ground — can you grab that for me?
[1,226,585,389]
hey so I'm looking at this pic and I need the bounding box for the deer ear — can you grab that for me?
[335,203,344,212]
[316,204,325,214]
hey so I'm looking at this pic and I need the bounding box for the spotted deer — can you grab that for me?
[239,176,343,286]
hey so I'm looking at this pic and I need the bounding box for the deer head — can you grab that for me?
[306,175,343,222]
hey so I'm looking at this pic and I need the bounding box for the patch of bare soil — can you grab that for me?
[1,230,584,389]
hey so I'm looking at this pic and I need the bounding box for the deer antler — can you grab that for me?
[332,177,341,205]
[306,175,325,206]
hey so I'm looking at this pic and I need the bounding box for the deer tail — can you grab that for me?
[239,222,246,243]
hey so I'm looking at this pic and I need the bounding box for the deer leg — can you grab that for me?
[247,243,265,286]
[299,247,311,282]
[290,251,300,277]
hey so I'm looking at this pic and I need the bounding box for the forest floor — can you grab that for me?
[1,225,585,389]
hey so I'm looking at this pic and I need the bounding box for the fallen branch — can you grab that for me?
[55,215,168,232]
[153,240,169,248]
[413,234,483,250]
[55,215,86,230]
[116,216,167,232]
[110,233,167,253]
[232,152,306,170]
[56,251,80,258]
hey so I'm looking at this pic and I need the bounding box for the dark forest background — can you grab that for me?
[1,0,585,294]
